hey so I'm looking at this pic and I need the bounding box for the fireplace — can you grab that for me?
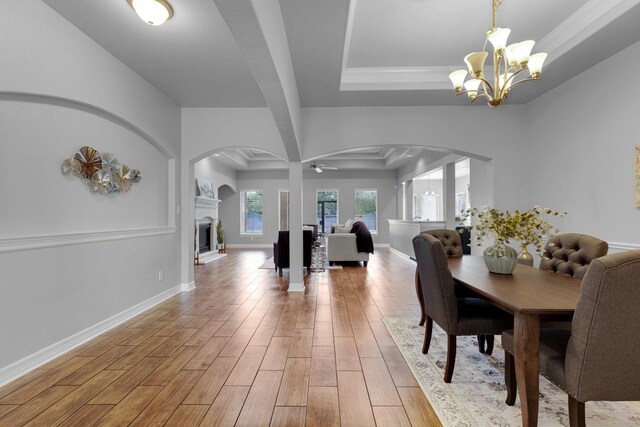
[198,222,212,253]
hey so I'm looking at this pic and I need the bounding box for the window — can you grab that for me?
[240,190,263,234]
[278,190,289,231]
[355,190,378,233]
[316,190,338,233]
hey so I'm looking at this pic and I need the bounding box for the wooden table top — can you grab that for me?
[447,256,582,315]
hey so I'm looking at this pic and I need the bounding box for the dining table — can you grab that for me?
[446,256,582,427]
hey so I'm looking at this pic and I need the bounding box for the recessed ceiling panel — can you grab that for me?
[346,0,588,68]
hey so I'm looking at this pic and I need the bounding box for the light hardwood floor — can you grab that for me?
[0,248,442,426]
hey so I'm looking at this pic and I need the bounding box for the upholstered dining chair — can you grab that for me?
[412,233,513,383]
[501,250,640,426]
[416,229,463,326]
[415,229,495,353]
[539,233,608,278]
[539,233,609,330]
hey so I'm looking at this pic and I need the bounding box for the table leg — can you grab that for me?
[514,312,540,427]
[415,269,426,326]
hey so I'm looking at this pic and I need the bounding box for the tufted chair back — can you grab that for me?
[413,234,458,332]
[421,229,463,258]
[539,233,608,278]
[565,250,640,402]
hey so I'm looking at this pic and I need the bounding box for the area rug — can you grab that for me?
[383,317,640,427]
[258,256,342,270]
[259,256,276,269]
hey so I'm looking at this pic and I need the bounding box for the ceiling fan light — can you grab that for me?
[464,51,488,79]
[528,52,548,78]
[487,27,511,51]
[128,0,173,26]
[448,70,468,93]
[463,79,481,100]
[314,167,323,173]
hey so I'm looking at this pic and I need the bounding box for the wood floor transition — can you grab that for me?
[0,248,441,426]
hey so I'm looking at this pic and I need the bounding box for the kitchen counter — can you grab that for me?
[388,220,447,258]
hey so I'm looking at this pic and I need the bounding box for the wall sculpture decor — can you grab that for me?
[61,146,141,195]
[196,178,215,199]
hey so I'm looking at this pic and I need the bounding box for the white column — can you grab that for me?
[180,160,196,290]
[404,180,413,220]
[444,161,456,229]
[288,162,304,291]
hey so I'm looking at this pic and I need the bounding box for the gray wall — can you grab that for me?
[194,156,238,198]
[0,0,181,373]
[524,39,640,249]
[219,170,289,245]
[303,170,398,244]
[218,169,398,245]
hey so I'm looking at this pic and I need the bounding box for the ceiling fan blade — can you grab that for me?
[322,166,338,170]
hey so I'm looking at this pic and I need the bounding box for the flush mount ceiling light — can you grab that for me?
[128,0,173,26]
[448,0,547,108]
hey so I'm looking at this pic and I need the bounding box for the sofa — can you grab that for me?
[327,220,370,266]
[273,230,313,276]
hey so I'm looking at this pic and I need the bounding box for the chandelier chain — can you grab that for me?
[492,0,503,29]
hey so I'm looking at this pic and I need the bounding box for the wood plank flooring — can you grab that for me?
[0,248,441,426]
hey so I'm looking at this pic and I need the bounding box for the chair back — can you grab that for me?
[539,233,608,278]
[412,233,458,332]
[422,229,463,258]
[274,230,313,268]
[565,250,640,402]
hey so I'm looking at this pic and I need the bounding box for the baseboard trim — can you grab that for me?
[389,247,415,263]
[374,243,390,248]
[288,282,305,292]
[225,244,272,248]
[181,281,196,292]
[0,284,183,388]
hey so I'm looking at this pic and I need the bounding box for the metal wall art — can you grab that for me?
[61,146,141,195]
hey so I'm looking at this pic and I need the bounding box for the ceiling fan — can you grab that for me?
[310,161,338,173]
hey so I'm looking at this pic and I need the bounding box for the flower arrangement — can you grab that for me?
[461,206,566,255]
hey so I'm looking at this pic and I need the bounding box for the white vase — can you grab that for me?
[483,243,518,274]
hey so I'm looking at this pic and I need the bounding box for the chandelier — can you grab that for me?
[448,0,547,107]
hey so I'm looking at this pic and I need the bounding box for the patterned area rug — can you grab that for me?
[258,257,342,270]
[384,317,640,427]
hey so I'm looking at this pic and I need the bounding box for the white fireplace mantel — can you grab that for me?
[195,197,220,221]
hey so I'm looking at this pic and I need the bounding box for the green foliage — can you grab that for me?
[355,191,376,216]
[216,219,224,244]
[245,191,263,215]
[461,206,566,254]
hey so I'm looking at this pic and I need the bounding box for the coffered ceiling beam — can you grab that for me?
[213,0,302,162]
[385,147,412,167]
[222,151,249,168]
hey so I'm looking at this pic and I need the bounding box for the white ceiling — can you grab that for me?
[42,0,640,109]
[42,0,640,171]
[42,0,266,107]
[346,0,587,67]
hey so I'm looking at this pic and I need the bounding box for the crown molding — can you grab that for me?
[537,0,640,66]
[340,67,455,91]
[339,0,638,92]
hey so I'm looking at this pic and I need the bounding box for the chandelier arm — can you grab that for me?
[476,77,496,98]
[457,89,490,98]
[507,76,537,91]
[498,67,527,99]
